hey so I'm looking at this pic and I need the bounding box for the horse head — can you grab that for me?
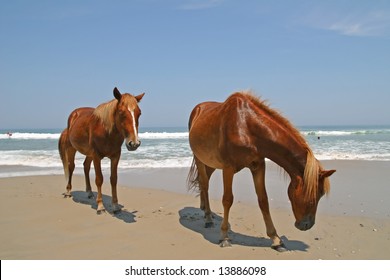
[288,161,335,231]
[113,87,145,151]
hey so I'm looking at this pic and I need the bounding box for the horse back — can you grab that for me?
[67,107,94,130]
[188,94,260,170]
[189,94,253,140]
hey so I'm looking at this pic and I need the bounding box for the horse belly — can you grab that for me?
[67,110,94,156]
[68,131,91,156]
[193,146,224,169]
[189,128,225,169]
[189,123,257,171]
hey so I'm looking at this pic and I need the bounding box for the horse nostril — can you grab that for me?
[295,216,315,231]
[128,141,140,148]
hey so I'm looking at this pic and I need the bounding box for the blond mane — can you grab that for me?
[304,150,330,202]
[93,99,118,134]
[93,94,140,134]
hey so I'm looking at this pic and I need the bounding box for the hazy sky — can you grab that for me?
[1,0,389,129]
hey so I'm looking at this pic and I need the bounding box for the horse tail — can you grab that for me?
[187,156,199,191]
[58,129,70,181]
[187,106,203,191]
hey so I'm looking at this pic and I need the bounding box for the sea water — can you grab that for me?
[0,126,389,178]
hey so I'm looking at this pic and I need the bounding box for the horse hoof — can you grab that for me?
[63,192,72,198]
[271,244,287,252]
[97,209,106,215]
[219,239,232,248]
[112,204,122,214]
[87,191,94,199]
[205,222,214,228]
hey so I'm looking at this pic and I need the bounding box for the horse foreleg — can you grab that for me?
[83,157,93,199]
[251,160,286,252]
[195,158,214,228]
[110,156,121,213]
[220,168,234,247]
[93,158,105,214]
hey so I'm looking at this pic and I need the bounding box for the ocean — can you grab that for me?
[0,125,390,178]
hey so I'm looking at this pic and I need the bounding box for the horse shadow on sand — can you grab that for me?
[70,191,136,224]
[179,207,309,252]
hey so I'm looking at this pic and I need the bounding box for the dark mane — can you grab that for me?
[235,91,310,150]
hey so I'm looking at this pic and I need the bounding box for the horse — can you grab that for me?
[187,91,335,251]
[59,87,145,214]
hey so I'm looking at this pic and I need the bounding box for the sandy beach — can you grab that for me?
[0,160,389,260]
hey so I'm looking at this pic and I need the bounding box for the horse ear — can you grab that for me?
[113,87,122,101]
[320,169,336,179]
[135,92,145,103]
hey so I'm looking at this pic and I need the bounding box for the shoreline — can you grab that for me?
[117,160,390,219]
[1,160,390,259]
[1,160,390,218]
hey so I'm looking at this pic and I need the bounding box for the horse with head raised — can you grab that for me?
[187,91,335,251]
[59,87,145,214]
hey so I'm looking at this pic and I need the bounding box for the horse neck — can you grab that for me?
[268,142,307,178]
[252,119,308,178]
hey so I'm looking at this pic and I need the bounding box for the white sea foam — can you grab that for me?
[304,131,353,136]
[0,150,64,168]
[1,127,390,178]
[3,128,388,140]
[139,132,189,139]
[0,131,189,140]
[0,132,61,140]
[302,128,390,136]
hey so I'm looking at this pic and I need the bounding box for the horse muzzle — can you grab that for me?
[126,140,141,151]
[295,215,315,231]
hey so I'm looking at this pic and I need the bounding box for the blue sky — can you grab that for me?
[1,0,389,129]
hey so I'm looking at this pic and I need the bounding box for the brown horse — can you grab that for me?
[59,87,144,214]
[187,91,335,251]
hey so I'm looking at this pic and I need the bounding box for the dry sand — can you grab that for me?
[0,161,389,260]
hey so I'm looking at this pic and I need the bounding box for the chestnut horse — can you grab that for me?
[188,91,335,251]
[59,87,144,214]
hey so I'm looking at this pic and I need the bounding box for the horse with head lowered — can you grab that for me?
[188,91,335,251]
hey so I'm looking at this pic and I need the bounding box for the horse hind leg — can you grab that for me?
[59,131,76,198]
[195,158,214,228]
[204,165,215,226]
[64,149,76,198]
[83,157,94,199]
